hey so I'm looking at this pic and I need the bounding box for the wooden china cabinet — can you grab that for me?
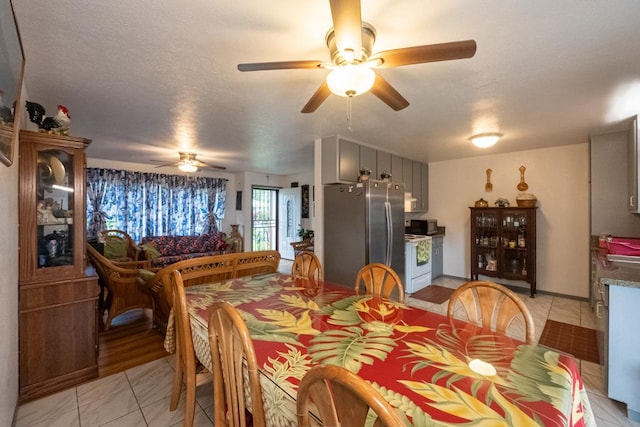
[18,130,99,402]
[469,207,537,297]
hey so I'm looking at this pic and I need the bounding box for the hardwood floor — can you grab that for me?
[98,308,169,378]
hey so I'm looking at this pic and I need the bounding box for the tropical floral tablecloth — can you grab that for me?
[165,273,595,427]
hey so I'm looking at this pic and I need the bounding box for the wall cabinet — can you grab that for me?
[469,207,537,297]
[18,130,99,402]
[391,155,403,182]
[377,150,391,179]
[359,145,377,179]
[432,235,443,279]
[321,136,360,184]
[628,115,639,212]
[321,137,428,211]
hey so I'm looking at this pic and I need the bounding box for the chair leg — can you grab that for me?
[184,375,196,427]
[170,353,183,411]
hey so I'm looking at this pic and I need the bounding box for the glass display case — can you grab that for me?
[469,207,537,297]
[18,130,99,402]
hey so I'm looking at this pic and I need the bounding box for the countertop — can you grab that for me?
[598,260,640,289]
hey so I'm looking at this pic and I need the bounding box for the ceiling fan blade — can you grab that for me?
[329,0,363,58]
[238,60,324,72]
[198,161,227,171]
[301,82,332,113]
[370,73,409,111]
[371,40,477,68]
[150,160,178,168]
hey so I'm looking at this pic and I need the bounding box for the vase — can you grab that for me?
[229,224,244,253]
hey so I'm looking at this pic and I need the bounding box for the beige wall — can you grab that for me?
[428,143,590,298]
[0,146,19,424]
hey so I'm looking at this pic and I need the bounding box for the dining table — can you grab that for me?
[164,272,596,427]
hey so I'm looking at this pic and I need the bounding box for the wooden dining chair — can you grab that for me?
[208,301,266,427]
[169,270,213,427]
[297,364,405,427]
[354,263,405,303]
[447,280,536,344]
[291,250,323,281]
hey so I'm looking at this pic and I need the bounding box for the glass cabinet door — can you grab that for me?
[36,149,75,268]
[473,210,499,274]
[500,209,529,277]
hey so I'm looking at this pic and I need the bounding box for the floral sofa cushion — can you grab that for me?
[139,233,228,268]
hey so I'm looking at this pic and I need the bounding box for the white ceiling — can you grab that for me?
[12,0,640,175]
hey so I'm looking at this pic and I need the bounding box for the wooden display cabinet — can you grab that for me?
[18,130,99,402]
[469,207,537,297]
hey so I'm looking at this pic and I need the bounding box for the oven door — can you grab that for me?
[405,238,432,280]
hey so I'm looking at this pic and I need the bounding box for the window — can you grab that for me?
[86,168,226,242]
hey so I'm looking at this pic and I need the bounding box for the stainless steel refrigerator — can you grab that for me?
[324,180,405,287]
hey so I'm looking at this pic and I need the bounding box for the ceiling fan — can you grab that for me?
[238,0,477,113]
[150,152,226,172]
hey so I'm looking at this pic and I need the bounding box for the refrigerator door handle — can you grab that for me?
[385,201,392,265]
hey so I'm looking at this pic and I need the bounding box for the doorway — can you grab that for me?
[278,187,301,260]
[251,187,278,251]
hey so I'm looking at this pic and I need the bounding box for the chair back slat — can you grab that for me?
[208,301,266,427]
[447,280,536,344]
[354,263,404,303]
[297,364,405,427]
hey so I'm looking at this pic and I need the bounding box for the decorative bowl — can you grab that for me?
[516,193,537,207]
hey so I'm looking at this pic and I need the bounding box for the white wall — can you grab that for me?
[428,143,590,298]
[0,133,20,425]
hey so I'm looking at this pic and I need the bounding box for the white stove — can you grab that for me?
[404,234,432,293]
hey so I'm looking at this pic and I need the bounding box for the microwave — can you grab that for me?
[409,219,438,235]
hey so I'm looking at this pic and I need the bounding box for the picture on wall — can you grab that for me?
[301,184,309,218]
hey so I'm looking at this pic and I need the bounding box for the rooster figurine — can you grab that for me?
[0,89,13,125]
[25,101,71,135]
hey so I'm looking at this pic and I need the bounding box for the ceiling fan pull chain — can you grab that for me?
[347,97,353,131]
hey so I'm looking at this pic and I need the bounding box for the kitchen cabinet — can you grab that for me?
[377,150,391,179]
[359,145,377,179]
[410,161,429,211]
[606,282,640,421]
[402,158,413,194]
[469,207,537,297]
[628,115,639,212]
[391,155,403,182]
[321,136,360,184]
[18,130,99,402]
[432,235,443,279]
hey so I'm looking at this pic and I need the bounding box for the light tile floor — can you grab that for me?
[15,272,640,427]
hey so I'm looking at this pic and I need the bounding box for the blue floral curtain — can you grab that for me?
[86,168,226,242]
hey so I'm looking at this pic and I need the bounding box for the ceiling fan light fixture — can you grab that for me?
[178,162,198,173]
[470,132,503,148]
[326,65,375,97]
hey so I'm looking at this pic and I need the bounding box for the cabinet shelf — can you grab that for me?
[470,207,537,297]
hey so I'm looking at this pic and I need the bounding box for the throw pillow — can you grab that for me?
[139,243,161,260]
[104,239,128,259]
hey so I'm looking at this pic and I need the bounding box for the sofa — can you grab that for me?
[138,233,228,268]
[139,250,281,333]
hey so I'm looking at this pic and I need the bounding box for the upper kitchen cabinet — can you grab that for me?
[377,150,391,180]
[402,158,413,194]
[413,162,429,211]
[359,145,377,179]
[322,136,360,184]
[391,155,403,182]
[628,115,639,213]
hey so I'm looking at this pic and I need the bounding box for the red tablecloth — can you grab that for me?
[165,273,595,427]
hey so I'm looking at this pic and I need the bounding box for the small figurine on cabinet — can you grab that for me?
[0,89,14,125]
[25,101,71,135]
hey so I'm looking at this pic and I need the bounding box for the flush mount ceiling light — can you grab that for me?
[326,64,376,97]
[470,132,503,148]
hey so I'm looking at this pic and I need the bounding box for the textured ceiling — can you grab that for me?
[11,0,640,175]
